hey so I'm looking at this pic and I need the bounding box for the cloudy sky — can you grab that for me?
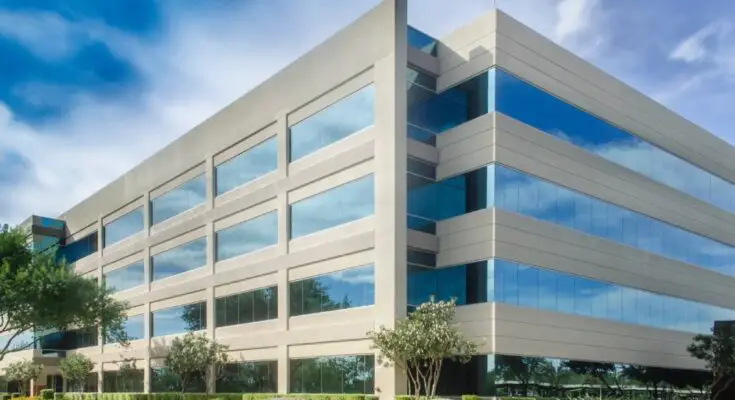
[0,0,733,224]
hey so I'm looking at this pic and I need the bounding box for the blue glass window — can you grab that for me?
[215,211,277,262]
[215,137,277,196]
[106,314,144,343]
[104,261,145,293]
[408,258,735,334]
[151,237,207,281]
[58,232,98,264]
[289,265,375,317]
[407,26,437,56]
[151,301,206,337]
[104,208,144,247]
[151,174,206,225]
[290,175,374,238]
[432,68,735,216]
[290,355,374,394]
[215,286,278,327]
[289,85,375,161]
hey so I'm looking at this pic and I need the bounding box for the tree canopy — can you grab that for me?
[59,353,94,392]
[688,322,735,399]
[164,332,229,393]
[3,359,42,395]
[0,226,129,361]
[368,298,478,400]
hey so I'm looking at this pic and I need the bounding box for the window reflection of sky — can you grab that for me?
[216,211,277,262]
[104,208,144,247]
[216,137,277,196]
[151,302,206,337]
[289,85,374,161]
[290,175,374,238]
[408,259,734,334]
[151,237,206,281]
[290,264,374,316]
[151,174,206,225]
[105,261,144,293]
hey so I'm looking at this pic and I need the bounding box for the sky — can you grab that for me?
[1,0,734,225]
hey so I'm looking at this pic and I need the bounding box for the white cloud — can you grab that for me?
[0,11,81,60]
[0,0,378,225]
[669,20,732,63]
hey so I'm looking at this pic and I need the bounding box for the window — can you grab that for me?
[407,26,437,56]
[151,174,206,225]
[289,265,374,317]
[151,367,205,392]
[216,361,277,393]
[290,175,374,238]
[215,211,278,262]
[103,370,144,393]
[290,355,374,394]
[104,208,144,247]
[151,301,206,337]
[215,286,278,327]
[151,237,207,281]
[37,327,98,350]
[121,314,145,341]
[104,261,145,293]
[433,354,709,397]
[407,258,735,334]
[58,232,98,264]
[0,331,34,353]
[289,85,375,161]
[216,137,277,196]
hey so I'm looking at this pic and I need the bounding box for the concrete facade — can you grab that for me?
[4,2,735,397]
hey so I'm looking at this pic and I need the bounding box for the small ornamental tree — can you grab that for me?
[165,332,229,393]
[4,359,42,395]
[117,357,142,392]
[59,353,94,392]
[367,298,478,400]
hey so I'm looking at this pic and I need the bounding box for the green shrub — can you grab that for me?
[461,395,479,400]
[11,393,20,398]
[39,390,54,400]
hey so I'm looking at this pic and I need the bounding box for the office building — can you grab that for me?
[2,0,732,397]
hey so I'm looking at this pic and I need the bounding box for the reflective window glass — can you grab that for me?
[151,366,206,393]
[103,370,144,393]
[104,261,145,293]
[290,175,374,238]
[123,314,145,341]
[433,354,710,398]
[151,237,207,281]
[151,174,206,225]
[216,361,277,393]
[104,208,144,247]
[215,286,278,328]
[289,85,375,161]
[58,232,98,264]
[407,26,437,55]
[215,211,278,262]
[216,137,277,196]
[151,301,206,337]
[289,265,375,317]
[407,258,735,334]
[290,355,374,394]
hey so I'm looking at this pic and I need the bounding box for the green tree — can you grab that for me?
[495,355,544,396]
[164,332,229,393]
[116,357,143,392]
[368,298,478,400]
[688,322,735,399]
[4,359,42,395]
[59,353,94,392]
[0,226,130,361]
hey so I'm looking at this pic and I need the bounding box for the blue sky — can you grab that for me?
[0,0,734,224]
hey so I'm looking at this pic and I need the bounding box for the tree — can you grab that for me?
[495,355,544,396]
[4,360,42,395]
[367,298,478,400]
[116,357,143,392]
[164,332,229,393]
[59,353,94,392]
[563,360,623,396]
[0,226,130,361]
[688,322,735,399]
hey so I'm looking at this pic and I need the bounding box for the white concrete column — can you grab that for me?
[372,0,408,398]
[277,345,289,394]
[276,109,289,179]
[97,368,103,393]
[142,192,151,237]
[205,154,215,209]
[277,269,289,332]
[143,358,151,394]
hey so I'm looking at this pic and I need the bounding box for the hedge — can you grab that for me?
[54,394,379,400]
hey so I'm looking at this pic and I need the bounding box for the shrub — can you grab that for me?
[11,393,21,398]
[40,390,54,400]
[461,395,479,400]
